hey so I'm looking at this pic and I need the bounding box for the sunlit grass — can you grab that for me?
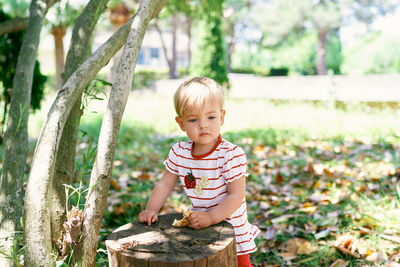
[28,90,400,143]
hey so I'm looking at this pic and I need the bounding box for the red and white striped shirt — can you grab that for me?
[164,135,260,255]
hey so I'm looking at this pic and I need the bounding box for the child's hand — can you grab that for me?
[188,211,213,229]
[138,210,158,225]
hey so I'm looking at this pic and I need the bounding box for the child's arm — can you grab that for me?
[138,170,178,225]
[188,176,246,229]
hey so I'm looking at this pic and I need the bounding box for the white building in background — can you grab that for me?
[135,29,190,71]
[38,23,190,75]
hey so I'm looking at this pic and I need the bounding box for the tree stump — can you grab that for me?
[106,213,237,266]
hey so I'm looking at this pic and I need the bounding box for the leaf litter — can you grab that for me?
[99,132,400,266]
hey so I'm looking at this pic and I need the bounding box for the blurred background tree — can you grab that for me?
[46,0,83,91]
[0,9,47,142]
[237,0,399,76]
[152,0,196,78]
[190,0,229,86]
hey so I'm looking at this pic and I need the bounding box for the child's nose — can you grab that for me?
[199,118,207,128]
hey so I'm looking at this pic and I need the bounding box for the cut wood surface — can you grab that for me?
[106,213,237,266]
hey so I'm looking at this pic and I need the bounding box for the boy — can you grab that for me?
[139,77,259,266]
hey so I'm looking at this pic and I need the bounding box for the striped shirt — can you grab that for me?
[163,135,260,255]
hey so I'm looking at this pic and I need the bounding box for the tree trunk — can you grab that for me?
[0,17,28,35]
[24,14,136,267]
[227,23,235,73]
[186,16,192,74]
[51,0,109,251]
[0,1,48,266]
[170,15,177,79]
[154,21,174,75]
[317,29,327,75]
[109,2,131,84]
[24,1,168,265]
[106,214,237,266]
[51,26,66,91]
[79,0,162,265]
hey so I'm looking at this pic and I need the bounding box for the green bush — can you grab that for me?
[131,70,169,90]
[189,0,229,86]
[269,67,289,76]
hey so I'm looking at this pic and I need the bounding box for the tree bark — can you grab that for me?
[0,17,28,35]
[51,0,109,250]
[80,0,162,265]
[23,0,168,265]
[51,26,66,91]
[317,29,327,75]
[154,21,174,75]
[0,1,48,267]
[24,13,135,267]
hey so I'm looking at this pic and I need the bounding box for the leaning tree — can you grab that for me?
[0,0,167,266]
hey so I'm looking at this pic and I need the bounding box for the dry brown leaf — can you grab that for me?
[275,172,284,184]
[389,251,400,262]
[138,172,151,181]
[114,205,125,216]
[330,259,349,267]
[296,240,316,255]
[365,251,386,263]
[299,205,317,214]
[304,161,315,174]
[279,237,316,259]
[110,179,120,190]
[335,234,356,256]
[63,206,83,245]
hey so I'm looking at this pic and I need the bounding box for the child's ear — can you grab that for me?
[220,109,226,126]
[175,116,185,131]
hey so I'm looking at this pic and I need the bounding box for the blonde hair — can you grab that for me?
[174,77,224,117]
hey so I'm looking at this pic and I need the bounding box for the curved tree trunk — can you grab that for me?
[79,0,162,265]
[0,1,49,266]
[24,15,136,267]
[317,30,327,75]
[24,1,168,266]
[51,26,66,91]
[51,0,109,252]
[0,17,28,35]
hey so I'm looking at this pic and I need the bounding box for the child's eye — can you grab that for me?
[208,116,216,120]
[188,118,197,122]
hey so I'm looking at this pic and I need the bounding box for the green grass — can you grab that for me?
[3,90,400,266]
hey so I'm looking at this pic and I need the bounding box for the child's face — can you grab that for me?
[176,99,225,149]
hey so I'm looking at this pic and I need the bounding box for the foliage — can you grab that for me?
[189,0,229,87]
[0,10,47,118]
[342,31,400,74]
[1,0,29,18]
[325,31,343,75]
[131,70,169,90]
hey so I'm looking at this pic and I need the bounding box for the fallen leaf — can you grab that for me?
[297,240,316,255]
[330,259,349,267]
[275,172,284,184]
[299,205,317,214]
[110,179,120,190]
[114,205,125,216]
[138,172,151,181]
